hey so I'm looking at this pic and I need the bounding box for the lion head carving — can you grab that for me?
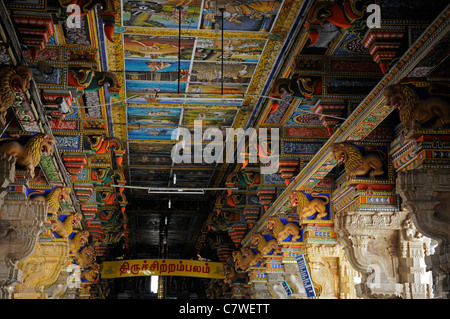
[47,187,71,216]
[331,142,364,175]
[384,84,450,132]
[331,142,385,179]
[0,66,33,123]
[384,84,421,131]
[289,191,309,208]
[69,230,90,253]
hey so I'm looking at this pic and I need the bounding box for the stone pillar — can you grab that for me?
[0,200,48,299]
[397,169,450,299]
[13,240,69,299]
[266,273,287,299]
[335,209,434,298]
[249,281,272,299]
[0,153,15,207]
[0,153,48,299]
[283,263,307,298]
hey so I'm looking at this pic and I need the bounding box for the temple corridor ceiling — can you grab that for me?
[1,0,450,299]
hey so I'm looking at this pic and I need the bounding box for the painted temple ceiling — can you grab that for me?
[105,0,305,195]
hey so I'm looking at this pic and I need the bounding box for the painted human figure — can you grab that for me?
[202,0,216,28]
[168,0,194,24]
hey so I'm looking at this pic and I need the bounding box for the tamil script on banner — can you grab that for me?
[296,254,316,298]
[101,259,225,279]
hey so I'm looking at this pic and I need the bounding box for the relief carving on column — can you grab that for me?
[335,210,405,298]
[283,263,307,298]
[397,169,450,299]
[13,240,69,299]
[0,152,15,207]
[335,209,434,298]
[301,243,360,299]
[0,198,48,298]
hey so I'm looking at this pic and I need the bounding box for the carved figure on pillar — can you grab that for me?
[273,76,322,99]
[69,230,89,253]
[251,232,281,255]
[0,65,33,125]
[267,217,301,242]
[331,142,385,179]
[305,0,367,46]
[384,84,450,134]
[0,133,55,178]
[30,187,71,217]
[52,212,83,239]
[289,191,329,220]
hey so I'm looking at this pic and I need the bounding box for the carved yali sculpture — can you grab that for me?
[52,212,82,239]
[69,230,90,253]
[0,133,55,178]
[267,217,301,242]
[251,232,281,255]
[0,65,33,125]
[241,247,265,268]
[331,142,385,179]
[31,187,71,217]
[289,191,329,220]
[384,84,450,133]
[74,245,97,269]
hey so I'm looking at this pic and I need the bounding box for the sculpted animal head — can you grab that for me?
[232,250,242,261]
[17,133,55,177]
[46,187,71,215]
[384,85,404,110]
[10,66,33,92]
[74,245,97,268]
[70,230,90,252]
[59,187,71,201]
[34,133,56,156]
[331,142,364,173]
[240,247,255,260]
[289,191,309,208]
[267,217,282,232]
[251,233,264,246]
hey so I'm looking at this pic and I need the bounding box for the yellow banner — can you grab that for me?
[101,259,224,279]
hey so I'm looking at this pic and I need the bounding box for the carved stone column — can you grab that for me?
[302,243,360,299]
[266,273,287,299]
[249,282,272,299]
[335,209,434,298]
[0,153,15,207]
[13,240,69,299]
[0,198,48,298]
[397,169,450,299]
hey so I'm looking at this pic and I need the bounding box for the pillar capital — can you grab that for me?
[396,169,450,299]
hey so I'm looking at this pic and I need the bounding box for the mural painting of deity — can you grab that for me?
[194,37,267,62]
[122,0,203,29]
[200,0,284,32]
